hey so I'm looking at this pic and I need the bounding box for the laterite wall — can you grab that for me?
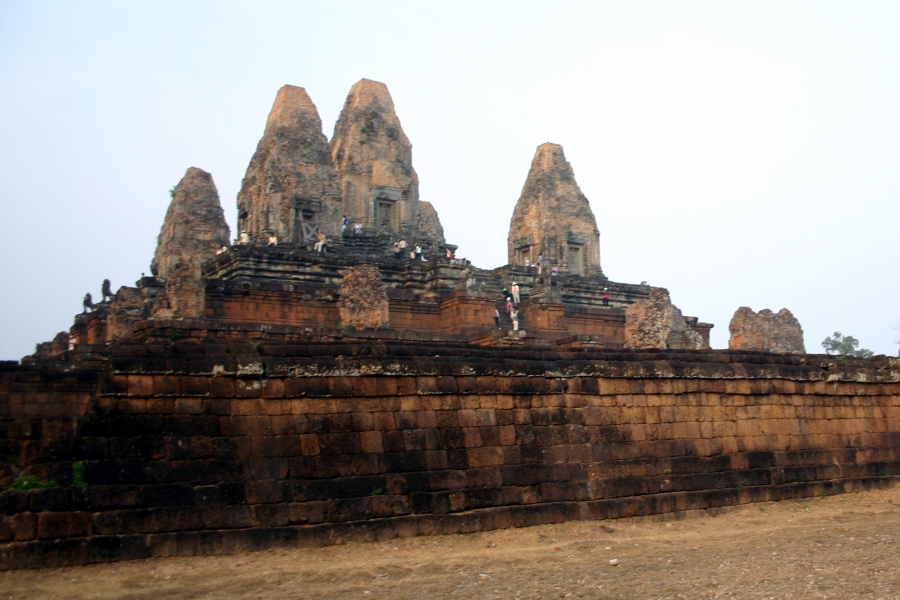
[1,339,898,570]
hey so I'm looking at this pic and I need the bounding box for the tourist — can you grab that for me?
[524,258,530,267]
[494,308,501,328]
[354,222,362,235]
[537,253,543,275]
[398,239,407,257]
[342,215,349,233]
[314,232,327,253]
[393,239,402,259]
[602,287,610,307]
[240,230,251,244]
[216,245,227,255]
[414,244,422,260]
[268,234,277,248]
[510,308,519,331]
[506,297,514,314]
[551,265,559,277]
[446,248,453,258]
[511,282,520,304]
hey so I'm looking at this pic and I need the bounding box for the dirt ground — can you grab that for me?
[2,486,899,600]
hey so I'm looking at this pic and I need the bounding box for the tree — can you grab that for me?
[821,332,874,358]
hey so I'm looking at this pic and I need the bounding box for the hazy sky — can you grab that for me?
[2,1,898,360]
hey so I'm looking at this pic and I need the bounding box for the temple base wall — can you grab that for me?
[1,342,898,569]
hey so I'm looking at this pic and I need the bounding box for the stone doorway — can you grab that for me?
[296,209,320,246]
[567,245,584,275]
[515,246,532,266]
[375,200,398,231]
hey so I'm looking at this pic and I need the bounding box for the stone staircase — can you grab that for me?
[337,231,393,257]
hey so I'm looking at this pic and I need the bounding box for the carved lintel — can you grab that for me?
[513,235,534,249]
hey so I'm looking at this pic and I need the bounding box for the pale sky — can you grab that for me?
[1,1,898,360]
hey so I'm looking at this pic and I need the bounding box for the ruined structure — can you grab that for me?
[4,79,891,571]
[624,288,704,350]
[150,167,231,318]
[729,307,806,354]
[151,168,230,279]
[236,86,342,246]
[508,144,601,276]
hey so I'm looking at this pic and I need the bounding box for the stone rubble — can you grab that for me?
[624,287,704,350]
[728,307,806,354]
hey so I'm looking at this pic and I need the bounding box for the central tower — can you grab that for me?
[507,143,602,276]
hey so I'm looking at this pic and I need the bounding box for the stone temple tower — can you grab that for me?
[236,85,343,245]
[331,79,445,252]
[507,143,602,276]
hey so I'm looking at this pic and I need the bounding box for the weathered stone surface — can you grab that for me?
[625,288,704,350]
[107,287,148,341]
[236,85,342,246]
[150,167,229,318]
[728,307,806,354]
[331,79,445,253]
[32,331,70,359]
[151,168,230,278]
[508,144,601,276]
[416,201,445,253]
[2,336,897,569]
[338,265,390,329]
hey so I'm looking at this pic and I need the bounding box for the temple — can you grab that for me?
[50,79,712,353]
[5,80,899,572]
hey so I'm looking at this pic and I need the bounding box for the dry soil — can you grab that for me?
[2,485,899,600]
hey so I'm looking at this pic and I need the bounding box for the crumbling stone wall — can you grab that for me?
[106,287,149,341]
[32,332,69,359]
[338,265,390,329]
[624,288,704,350]
[729,307,806,354]
[1,340,898,569]
[416,201,446,255]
